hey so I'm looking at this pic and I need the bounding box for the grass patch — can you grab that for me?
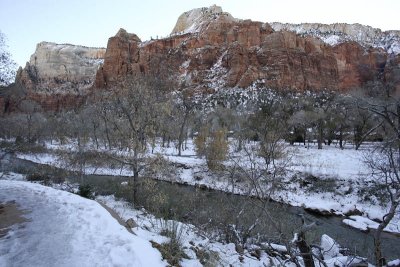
[301,174,337,193]
[151,239,189,267]
[26,172,51,184]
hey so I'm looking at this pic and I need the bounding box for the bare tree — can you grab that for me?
[357,94,400,267]
[173,90,193,156]
[99,75,170,203]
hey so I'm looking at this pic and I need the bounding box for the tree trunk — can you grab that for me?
[317,121,323,150]
[374,192,399,267]
[296,231,315,267]
[131,148,139,205]
[354,126,362,150]
[102,116,112,150]
[178,111,189,156]
[339,128,344,149]
[162,132,166,147]
[238,137,243,152]
[92,123,99,149]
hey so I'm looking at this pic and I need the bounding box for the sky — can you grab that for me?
[1,0,399,67]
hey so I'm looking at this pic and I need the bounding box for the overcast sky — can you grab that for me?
[1,0,399,67]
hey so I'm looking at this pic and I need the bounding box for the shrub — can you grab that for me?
[194,126,209,158]
[155,220,189,266]
[77,184,95,199]
[26,172,51,185]
[206,129,228,171]
[302,175,337,194]
[357,182,389,205]
[192,247,220,267]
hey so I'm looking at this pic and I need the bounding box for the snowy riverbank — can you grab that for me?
[12,139,400,236]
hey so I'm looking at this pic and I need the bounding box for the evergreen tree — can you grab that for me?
[0,31,18,86]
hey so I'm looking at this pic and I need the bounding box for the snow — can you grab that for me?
[0,180,165,267]
[11,138,400,236]
[320,234,340,260]
[342,215,400,234]
[286,144,369,180]
[321,35,341,46]
[0,32,18,86]
[0,173,387,266]
[388,259,400,266]
[270,22,400,55]
[96,195,288,267]
[324,256,371,267]
[342,218,369,231]
[16,153,59,166]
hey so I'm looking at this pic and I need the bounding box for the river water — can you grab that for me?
[1,155,399,261]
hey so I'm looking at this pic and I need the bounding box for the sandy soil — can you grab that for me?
[0,201,28,238]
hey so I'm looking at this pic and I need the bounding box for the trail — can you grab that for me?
[0,180,164,267]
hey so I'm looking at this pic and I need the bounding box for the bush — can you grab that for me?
[357,182,389,205]
[192,247,220,266]
[77,184,95,199]
[206,129,228,171]
[26,172,51,185]
[301,174,337,194]
[194,126,209,158]
[155,220,189,266]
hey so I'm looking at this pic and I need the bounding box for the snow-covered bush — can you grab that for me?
[0,31,18,86]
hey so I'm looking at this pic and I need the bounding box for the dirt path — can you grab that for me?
[0,201,29,238]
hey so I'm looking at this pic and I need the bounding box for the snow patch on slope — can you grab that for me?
[270,22,400,54]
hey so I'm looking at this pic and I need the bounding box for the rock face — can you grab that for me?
[95,6,399,93]
[270,22,400,54]
[5,5,400,114]
[171,5,235,34]
[15,42,105,110]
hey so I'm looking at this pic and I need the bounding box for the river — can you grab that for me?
[1,154,399,262]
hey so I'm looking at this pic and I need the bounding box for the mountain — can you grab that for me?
[4,5,400,113]
[95,5,400,94]
[1,42,105,112]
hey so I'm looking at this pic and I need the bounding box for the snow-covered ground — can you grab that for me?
[0,175,378,267]
[0,179,165,267]
[11,138,400,235]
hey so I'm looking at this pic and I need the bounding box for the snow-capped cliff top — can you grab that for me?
[171,5,237,35]
[270,22,400,54]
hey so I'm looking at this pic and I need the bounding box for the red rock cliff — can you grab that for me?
[95,6,397,93]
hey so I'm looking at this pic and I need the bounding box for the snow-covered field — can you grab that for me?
[13,139,400,235]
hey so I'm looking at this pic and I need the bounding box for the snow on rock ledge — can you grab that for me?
[270,22,400,54]
[171,5,237,34]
